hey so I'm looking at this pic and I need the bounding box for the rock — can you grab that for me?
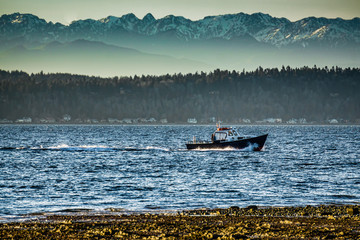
[347,207,359,216]
[229,206,240,210]
[246,205,258,210]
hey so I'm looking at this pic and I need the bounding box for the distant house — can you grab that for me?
[287,119,297,124]
[242,118,251,124]
[0,119,13,123]
[84,119,99,124]
[160,118,168,124]
[39,118,56,123]
[122,118,132,124]
[108,118,121,124]
[148,118,157,123]
[329,119,339,124]
[264,118,282,124]
[298,118,307,124]
[287,118,307,124]
[187,118,197,124]
[63,114,71,122]
[15,117,32,123]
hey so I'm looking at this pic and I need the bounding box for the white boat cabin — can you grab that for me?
[211,127,243,142]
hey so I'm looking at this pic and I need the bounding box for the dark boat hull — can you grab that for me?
[186,134,268,151]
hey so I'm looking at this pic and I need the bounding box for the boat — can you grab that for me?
[186,125,268,151]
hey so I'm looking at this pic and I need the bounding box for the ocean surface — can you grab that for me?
[0,125,359,218]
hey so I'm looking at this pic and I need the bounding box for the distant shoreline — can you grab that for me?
[2,68,360,127]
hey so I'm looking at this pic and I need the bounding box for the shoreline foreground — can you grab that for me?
[1,205,359,239]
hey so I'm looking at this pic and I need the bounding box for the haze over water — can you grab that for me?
[0,125,359,217]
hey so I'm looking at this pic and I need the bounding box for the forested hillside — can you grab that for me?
[1,66,359,124]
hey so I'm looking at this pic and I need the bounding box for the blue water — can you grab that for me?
[0,125,359,216]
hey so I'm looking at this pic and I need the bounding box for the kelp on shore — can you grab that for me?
[1,205,359,239]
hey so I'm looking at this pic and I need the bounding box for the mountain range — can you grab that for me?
[0,12,359,76]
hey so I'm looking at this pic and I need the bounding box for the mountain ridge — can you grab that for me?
[0,12,359,76]
[1,12,359,48]
[0,39,211,76]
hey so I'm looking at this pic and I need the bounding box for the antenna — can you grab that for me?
[216,121,221,130]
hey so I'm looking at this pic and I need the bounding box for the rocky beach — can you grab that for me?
[1,205,359,239]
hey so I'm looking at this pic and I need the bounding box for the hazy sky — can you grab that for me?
[0,0,359,24]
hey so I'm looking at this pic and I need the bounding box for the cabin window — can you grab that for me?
[214,132,227,141]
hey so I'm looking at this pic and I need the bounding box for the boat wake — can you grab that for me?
[244,143,260,151]
[0,144,262,153]
[191,143,261,152]
[47,144,112,152]
[0,144,171,152]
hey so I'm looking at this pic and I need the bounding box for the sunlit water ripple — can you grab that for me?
[0,125,359,217]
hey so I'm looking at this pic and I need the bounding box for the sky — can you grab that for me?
[0,0,359,24]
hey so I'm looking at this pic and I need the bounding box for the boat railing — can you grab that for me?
[186,140,211,144]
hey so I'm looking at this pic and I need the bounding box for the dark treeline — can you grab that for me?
[1,66,359,123]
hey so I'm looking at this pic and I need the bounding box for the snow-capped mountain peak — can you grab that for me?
[0,12,359,49]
